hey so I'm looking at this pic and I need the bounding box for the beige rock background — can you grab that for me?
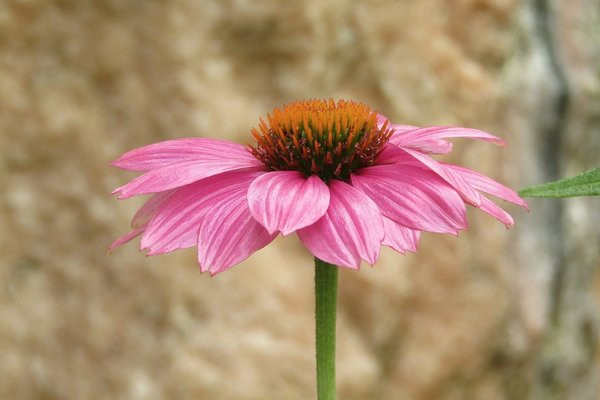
[0,0,599,399]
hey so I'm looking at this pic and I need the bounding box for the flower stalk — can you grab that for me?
[315,258,338,400]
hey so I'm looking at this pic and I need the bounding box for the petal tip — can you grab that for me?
[344,262,361,271]
[279,228,295,236]
[267,226,281,236]
[365,250,381,266]
[198,259,210,274]
[112,186,131,199]
[495,137,508,146]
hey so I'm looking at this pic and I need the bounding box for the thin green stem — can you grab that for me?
[314,258,338,400]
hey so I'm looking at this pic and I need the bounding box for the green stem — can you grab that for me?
[314,258,338,400]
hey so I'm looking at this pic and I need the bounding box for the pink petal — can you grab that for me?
[477,196,514,228]
[377,115,453,154]
[247,171,330,235]
[141,170,264,255]
[108,228,145,253]
[131,190,177,229]
[376,114,417,133]
[297,180,384,269]
[112,138,261,171]
[376,144,422,165]
[113,159,264,199]
[382,217,420,254]
[198,191,277,275]
[351,164,467,234]
[442,164,529,209]
[391,126,506,147]
[109,190,177,252]
[401,139,453,154]
[400,147,482,206]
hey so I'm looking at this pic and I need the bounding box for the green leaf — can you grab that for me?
[518,167,600,198]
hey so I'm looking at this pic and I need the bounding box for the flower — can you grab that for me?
[111,99,527,274]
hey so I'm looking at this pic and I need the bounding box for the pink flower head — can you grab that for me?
[111,99,527,275]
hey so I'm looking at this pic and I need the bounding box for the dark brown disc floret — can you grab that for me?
[249,99,393,182]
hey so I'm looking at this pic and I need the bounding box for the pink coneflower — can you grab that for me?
[111,99,527,274]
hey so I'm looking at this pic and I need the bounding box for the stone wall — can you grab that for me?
[1,1,598,399]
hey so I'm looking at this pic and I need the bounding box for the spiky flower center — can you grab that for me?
[249,99,392,182]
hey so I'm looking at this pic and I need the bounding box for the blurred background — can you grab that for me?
[1,0,599,399]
